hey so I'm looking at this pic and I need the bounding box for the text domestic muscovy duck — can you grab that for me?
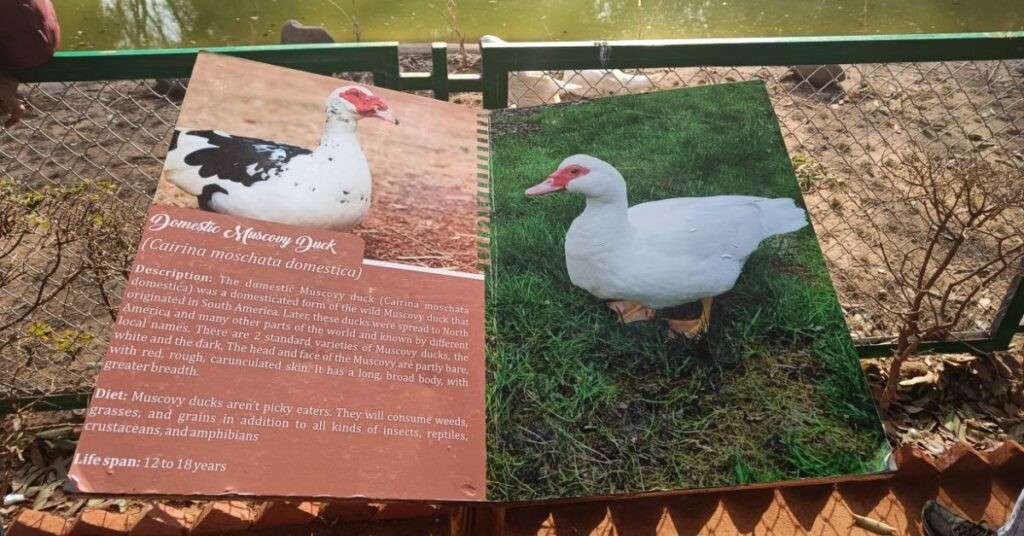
[525,155,809,339]
[164,85,397,230]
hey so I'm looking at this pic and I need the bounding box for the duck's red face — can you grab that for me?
[339,87,399,124]
[525,163,590,195]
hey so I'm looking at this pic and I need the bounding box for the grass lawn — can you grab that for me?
[486,81,889,501]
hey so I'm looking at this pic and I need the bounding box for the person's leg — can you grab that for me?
[922,500,994,536]
[0,73,25,127]
[922,487,1024,536]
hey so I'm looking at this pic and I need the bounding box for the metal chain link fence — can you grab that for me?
[2,59,1023,404]
[1,79,185,403]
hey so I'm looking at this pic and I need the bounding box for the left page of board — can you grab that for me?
[67,52,487,501]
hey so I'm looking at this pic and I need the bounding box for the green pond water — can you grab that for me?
[56,0,1023,51]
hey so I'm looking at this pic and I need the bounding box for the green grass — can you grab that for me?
[485,81,888,501]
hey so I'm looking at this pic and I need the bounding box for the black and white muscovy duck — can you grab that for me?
[163,85,398,230]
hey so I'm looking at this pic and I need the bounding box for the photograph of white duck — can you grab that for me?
[486,81,888,501]
[525,154,808,339]
[163,85,398,231]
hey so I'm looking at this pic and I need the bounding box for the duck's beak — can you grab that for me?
[372,108,399,125]
[525,176,563,196]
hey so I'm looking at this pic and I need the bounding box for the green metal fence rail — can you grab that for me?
[16,42,402,86]
[480,32,1024,108]
[14,41,485,94]
[3,33,1024,413]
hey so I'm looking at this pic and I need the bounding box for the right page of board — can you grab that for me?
[485,81,891,501]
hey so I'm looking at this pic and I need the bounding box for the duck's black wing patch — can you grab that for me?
[168,129,181,152]
[197,184,229,211]
[182,130,312,187]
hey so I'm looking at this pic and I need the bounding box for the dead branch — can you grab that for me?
[862,152,1024,409]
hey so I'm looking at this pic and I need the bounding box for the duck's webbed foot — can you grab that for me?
[606,300,655,323]
[666,297,713,340]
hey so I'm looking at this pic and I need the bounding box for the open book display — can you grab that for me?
[68,53,890,502]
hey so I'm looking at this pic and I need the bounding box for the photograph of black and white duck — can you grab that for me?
[164,85,397,231]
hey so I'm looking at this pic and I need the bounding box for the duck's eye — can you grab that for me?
[570,168,579,174]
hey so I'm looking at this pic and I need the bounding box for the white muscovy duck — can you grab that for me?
[525,155,809,339]
[480,35,583,107]
[560,69,657,98]
[163,85,397,231]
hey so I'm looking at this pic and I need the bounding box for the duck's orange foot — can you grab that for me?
[606,300,655,323]
[666,297,713,340]
[666,318,705,339]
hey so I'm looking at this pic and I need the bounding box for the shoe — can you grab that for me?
[922,500,995,536]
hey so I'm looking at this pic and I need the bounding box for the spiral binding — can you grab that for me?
[476,112,491,274]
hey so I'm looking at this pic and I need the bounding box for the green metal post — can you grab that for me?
[480,41,508,109]
[990,260,1024,348]
[371,45,402,88]
[431,42,450,101]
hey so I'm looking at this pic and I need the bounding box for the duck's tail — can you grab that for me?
[162,129,213,196]
[757,198,809,238]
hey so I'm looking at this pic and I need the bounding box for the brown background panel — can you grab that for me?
[154,52,481,273]
[69,206,485,501]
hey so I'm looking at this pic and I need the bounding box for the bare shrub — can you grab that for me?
[445,0,467,62]
[852,153,1024,409]
[0,180,140,400]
